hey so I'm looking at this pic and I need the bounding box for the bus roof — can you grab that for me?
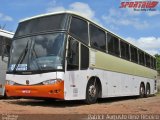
[20,11,155,58]
[0,29,14,38]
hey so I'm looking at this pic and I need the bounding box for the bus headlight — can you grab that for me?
[42,79,62,85]
[6,80,15,85]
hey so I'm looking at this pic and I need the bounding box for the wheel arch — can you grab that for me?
[140,82,145,90]
[146,82,151,94]
[146,82,150,89]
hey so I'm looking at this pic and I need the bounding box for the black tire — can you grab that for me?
[145,84,150,98]
[44,99,56,103]
[0,91,7,99]
[85,79,99,104]
[139,83,145,98]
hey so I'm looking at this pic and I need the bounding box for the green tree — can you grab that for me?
[155,54,160,74]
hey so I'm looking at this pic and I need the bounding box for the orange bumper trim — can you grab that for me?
[5,81,64,99]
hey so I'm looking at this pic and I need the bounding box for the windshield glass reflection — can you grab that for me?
[9,33,65,72]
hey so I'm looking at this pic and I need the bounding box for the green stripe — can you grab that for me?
[93,51,157,79]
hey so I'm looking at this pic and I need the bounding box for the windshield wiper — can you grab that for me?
[12,40,30,73]
[31,47,43,71]
[29,39,43,71]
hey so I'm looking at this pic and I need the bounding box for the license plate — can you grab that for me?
[22,90,31,93]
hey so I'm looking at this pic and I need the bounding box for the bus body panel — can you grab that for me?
[64,69,156,100]
[0,58,8,96]
[63,49,156,100]
[0,29,13,96]
[94,50,157,80]
[64,70,89,100]
[6,72,65,99]
[6,82,64,99]
[6,72,57,85]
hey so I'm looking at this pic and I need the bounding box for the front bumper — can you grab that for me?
[5,81,64,99]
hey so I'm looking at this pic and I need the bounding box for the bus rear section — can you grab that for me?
[0,29,13,97]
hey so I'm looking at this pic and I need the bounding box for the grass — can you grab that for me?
[156,92,160,96]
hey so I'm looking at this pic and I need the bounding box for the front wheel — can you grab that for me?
[85,80,99,104]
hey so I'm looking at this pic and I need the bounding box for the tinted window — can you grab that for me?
[107,33,120,56]
[0,36,2,55]
[90,24,106,51]
[0,36,11,57]
[0,44,2,55]
[15,14,66,36]
[81,44,89,70]
[9,33,65,72]
[145,54,151,67]
[3,44,10,57]
[4,38,11,57]
[69,17,88,45]
[0,36,2,45]
[151,57,154,69]
[130,46,138,63]
[67,37,79,70]
[138,50,145,65]
[153,58,156,69]
[120,40,130,60]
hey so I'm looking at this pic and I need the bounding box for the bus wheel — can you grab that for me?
[145,83,150,98]
[139,83,145,98]
[85,79,99,104]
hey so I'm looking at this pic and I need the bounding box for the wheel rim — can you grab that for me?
[88,85,97,97]
[140,86,144,95]
[146,87,150,95]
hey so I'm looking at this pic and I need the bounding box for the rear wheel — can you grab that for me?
[85,79,99,104]
[139,83,145,98]
[145,84,150,97]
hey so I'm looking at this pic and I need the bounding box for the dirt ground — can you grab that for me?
[0,94,160,120]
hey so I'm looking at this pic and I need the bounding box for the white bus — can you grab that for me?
[0,29,13,97]
[5,11,157,104]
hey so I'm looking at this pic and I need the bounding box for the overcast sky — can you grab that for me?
[0,0,160,55]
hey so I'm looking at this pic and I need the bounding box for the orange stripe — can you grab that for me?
[5,81,64,99]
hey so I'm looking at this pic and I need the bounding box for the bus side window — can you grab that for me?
[69,16,88,45]
[138,50,145,66]
[0,44,2,56]
[145,54,151,68]
[2,39,11,59]
[3,44,10,57]
[90,24,106,52]
[107,33,120,56]
[67,37,79,70]
[81,44,89,70]
[0,36,2,57]
[130,45,138,63]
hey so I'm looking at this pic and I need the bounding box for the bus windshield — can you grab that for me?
[8,33,66,73]
[15,14,67,37]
